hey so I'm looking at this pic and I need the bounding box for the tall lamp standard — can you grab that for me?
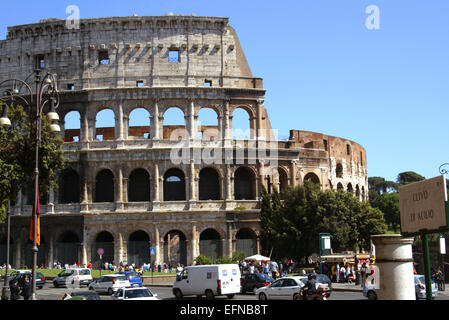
[0,69,60,300]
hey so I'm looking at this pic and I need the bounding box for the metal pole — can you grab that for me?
[1,200,10,300]
[31,69,41,300]
[421,233,433,300]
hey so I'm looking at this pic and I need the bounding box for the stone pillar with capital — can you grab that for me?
[115,167,124,211]
[371,234,415,300]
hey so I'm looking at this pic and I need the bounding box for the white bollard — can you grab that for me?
[371,234,416,300]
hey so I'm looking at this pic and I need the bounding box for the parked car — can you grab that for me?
[255,276,307,300]
[118,271,143,287]
[241,273,273,294]
[8,270,46,289]
[415,275,438,300]
[112,287,159,300]
[69,290,101,300]
[363,274,439,300]
[88,274,130,295]
[53,268,93,288]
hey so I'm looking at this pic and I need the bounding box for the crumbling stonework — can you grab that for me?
[0,15,368,268]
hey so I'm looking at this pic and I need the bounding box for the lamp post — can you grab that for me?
[0,69,60,300]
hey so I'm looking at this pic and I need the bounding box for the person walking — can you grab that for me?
[10,280,21,300]
[21,277,32,300]
[335,263,340,283]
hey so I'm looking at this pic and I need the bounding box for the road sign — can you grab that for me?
[150,247,156,256]
[399,175,448,235]
[97,248,104,256]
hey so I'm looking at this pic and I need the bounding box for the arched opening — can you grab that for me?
[337,182,344,191]
[336,163,343,178]
[59,169,80,204]
[199,229,222,259]
[198,107,219,141]
[129,108,150,139]
[128,168,150,202]
[199,167,220,200]
[232,107,252,140]
[92,231,114,268]
[0,236,13,266]
[361,186,366,202]
[95,169,114,202]
[128,231,150,266]
[356,185,360,198]
[57,231,79,266]
[347,183,354,194]
[163,230,187,266]
[25,237,47,268]
[163,107,186,140]
[269,167,288,194]
[163,168,186,201]
[304,172,320,185]
[63,110,81,142]
[95,109,115,141]
[236,228,257,256]
[234,167,256,200]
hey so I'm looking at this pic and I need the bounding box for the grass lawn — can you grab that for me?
[0,269,177,278]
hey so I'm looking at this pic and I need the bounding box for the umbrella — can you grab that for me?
[244,254,271,262]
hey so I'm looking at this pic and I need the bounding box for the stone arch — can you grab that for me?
[234,166,256,200]
[95,108,115,141]
[127,230,151,266]
[63,110,81,142]
[128,107,151,139]
[347,183,354,194]
[128,168,151,202]
[92,231,114,267]
[304,172,320,185]
[235,228,257,256]
[199,167,221,200]
[197,107,220,141]
[337,182,344,191]
[199,228,223,259]
[56,231,79,266]
[163,230,187,266]
[59,168,80,204]
[355,184,360,198]
[231,106,253,140]
[336,163,343,178]
[95,169,114,202]
[163,167,186,201]
[162,106,186,140]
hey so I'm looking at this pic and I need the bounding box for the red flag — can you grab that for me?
[29,186,41,246]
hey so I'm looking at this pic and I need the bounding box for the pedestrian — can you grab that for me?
[339,265,345,283]
[87,261,92,269]
[336,263,340,283]
[21,276,32,300]
[10,280,21,300]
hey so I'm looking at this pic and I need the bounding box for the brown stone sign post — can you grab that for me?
[399,175,449,300]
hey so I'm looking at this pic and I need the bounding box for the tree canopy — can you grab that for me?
[260,182,387,263]
[0,104,67,221]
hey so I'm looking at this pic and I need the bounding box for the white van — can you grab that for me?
[173,264,241,299]
[53,268,93,288]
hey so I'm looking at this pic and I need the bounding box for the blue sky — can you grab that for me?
[1,0,448,182]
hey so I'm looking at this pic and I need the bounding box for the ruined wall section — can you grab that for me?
[0,16,260,91]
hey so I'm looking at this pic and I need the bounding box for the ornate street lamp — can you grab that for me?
[439,163,449,175]
[0,69,60,300]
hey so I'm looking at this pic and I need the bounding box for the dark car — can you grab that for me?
[241,273,273,294]
[118,271,143,287]
[69,290,101,300]
[9,271,46,289]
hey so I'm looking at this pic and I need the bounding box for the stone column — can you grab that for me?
[154,226,161,265]
[151,100,161,140]
[80,111,89,142]
[191,223,198,265]
[115,102,124,140]
[223,99,232,140]
[115,167,124,211]
[227,223,233,258]
[187,99,196,140]
[371,234,415,300]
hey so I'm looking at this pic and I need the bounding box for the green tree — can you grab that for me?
[259,181,387,263]
[0,104,67,221]
[375,192,400,232]
[396,171,425,185]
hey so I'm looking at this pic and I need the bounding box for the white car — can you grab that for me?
[112,287,159,300]
[88,274,130,295]
[255,276,307,300]
[53,268,93,288]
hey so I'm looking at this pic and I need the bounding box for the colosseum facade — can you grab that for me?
[0,15,368,268]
